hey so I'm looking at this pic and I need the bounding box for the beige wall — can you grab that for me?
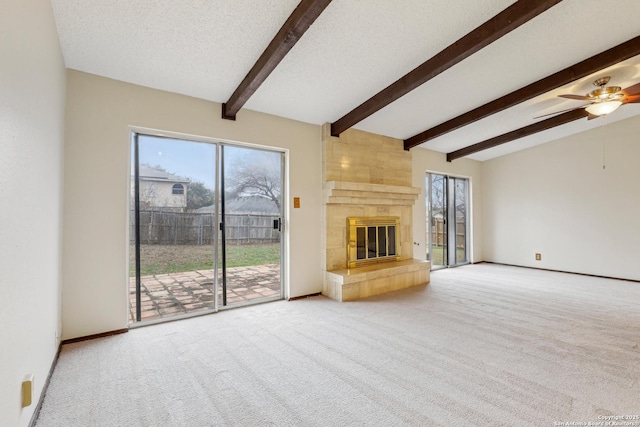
[0,0,66,425]
[411,148,484,263]
[482,115,640,281]
[63,70,322,340]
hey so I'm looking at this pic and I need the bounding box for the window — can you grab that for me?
[172,183,184,195]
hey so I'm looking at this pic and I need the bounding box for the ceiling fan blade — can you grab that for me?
[533,105,588,120]
[558,94,591,101]
[587,113,600,120]
[621,82,640,97]
[622,94,640,104]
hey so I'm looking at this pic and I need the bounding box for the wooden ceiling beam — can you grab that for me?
[330,0,563,137]
[446,108,588,162]
[222,0,332,120]
[405,35,640,150]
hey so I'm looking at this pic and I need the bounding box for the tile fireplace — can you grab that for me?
[322,125,430,301]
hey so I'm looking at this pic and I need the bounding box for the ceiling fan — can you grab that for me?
[534,76,640,119]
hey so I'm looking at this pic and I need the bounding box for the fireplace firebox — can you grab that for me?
[347,217,401,268]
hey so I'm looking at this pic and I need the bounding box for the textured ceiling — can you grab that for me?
[51,0,640,161]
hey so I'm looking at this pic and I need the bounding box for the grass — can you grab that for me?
[428,245,467,266]
[130,243,280,276]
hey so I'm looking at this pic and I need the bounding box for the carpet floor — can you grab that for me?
[35,264,640,426]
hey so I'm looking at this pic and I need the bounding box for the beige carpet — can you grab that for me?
[36,264,640,426]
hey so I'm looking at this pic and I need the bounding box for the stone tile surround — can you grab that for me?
[324,184,416,271]
[322,124,430,301]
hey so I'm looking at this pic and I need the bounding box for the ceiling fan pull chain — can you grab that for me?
[601,117,607,170]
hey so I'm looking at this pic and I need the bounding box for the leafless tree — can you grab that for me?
[186,181,215,211]
[226,152,281,210]
[428,174,467,220]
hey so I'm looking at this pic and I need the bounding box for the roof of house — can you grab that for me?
[137,165,190,184]
[196,196,279,215]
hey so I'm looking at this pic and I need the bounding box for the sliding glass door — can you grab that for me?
[427,173,448,269]
[426,173,469,270]
[130,133,284,323]
[220,145,283,307]
[452,178,469,265]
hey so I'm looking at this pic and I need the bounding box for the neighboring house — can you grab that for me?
[196,196,280,215]
[133,165,190,210]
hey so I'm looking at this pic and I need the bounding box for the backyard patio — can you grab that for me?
[129,264,281,322]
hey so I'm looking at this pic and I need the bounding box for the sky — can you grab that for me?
[135,135,281,190]
[137,135,216,188]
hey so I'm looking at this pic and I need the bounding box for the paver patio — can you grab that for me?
[129,264,281,322]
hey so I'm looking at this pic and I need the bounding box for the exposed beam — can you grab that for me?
[405,35,640,150]
[446,108,588,162]
[330,0,563,137]
[222,0,332,120]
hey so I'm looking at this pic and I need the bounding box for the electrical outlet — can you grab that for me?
[535,253,541,261]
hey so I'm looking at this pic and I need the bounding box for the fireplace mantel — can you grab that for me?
[324,181,420,206]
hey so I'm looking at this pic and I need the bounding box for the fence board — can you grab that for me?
[431,219,466,248]
[130,210,279,245]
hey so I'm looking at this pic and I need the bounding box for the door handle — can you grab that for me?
[273,218,281,231]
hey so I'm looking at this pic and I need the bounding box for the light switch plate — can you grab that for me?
[22,374,34,408]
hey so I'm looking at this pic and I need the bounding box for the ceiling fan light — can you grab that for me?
[585,100,622,116]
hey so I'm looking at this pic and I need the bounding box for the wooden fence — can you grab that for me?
[130,210,280,245]
[431,218,466,248]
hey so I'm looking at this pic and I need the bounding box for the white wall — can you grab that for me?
[412,148,483,263]
[63,70,322,340]
[0,0,66,425]
[482,114,640,281]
